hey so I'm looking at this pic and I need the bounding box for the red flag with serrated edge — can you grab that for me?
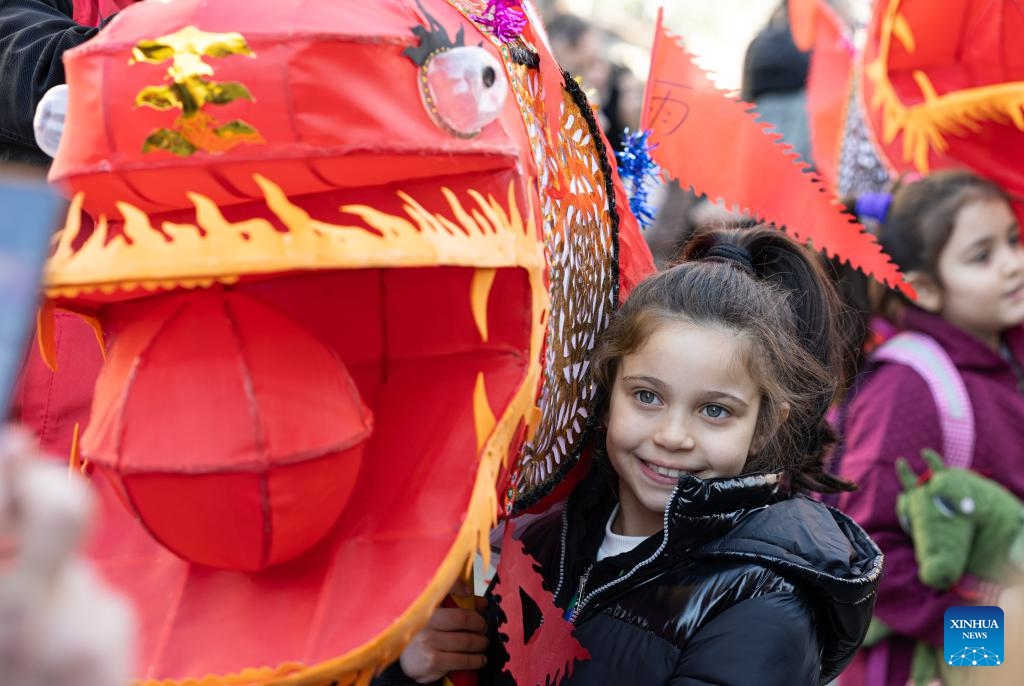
[494,522,590,686]
[641,9,911,297]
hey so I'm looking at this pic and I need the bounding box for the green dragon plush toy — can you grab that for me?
[863,449,1024,686]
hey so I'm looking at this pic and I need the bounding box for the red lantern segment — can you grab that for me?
[83,289,372,571]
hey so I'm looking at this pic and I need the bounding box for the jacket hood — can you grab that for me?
[692,479,883,682]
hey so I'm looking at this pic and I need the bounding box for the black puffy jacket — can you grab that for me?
[375,466,882,686]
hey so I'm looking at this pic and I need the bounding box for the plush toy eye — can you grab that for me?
[420,46,508,138]
[933,494,957,517]
[959,497,976,514]
[898,510,912,535]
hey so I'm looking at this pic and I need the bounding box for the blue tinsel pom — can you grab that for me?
[616,128,660,230]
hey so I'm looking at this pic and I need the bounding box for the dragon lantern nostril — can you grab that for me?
[482,66,496,88]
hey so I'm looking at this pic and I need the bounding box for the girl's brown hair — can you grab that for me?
[592,225,854,493]
[881,170,1011,282]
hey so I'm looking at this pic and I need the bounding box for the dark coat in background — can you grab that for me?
[0,0,134,164]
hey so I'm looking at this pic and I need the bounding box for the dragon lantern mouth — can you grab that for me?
[44,171,548,683]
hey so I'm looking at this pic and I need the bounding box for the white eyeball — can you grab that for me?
[959,497,976,515]
[420,46,508,138]
[33,84,69,158]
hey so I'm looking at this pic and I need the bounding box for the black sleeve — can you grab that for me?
[671,593,821,686]
[0,0,102,149]
[370,661,435,686]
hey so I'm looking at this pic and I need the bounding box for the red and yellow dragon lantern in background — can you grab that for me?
[31,0,653,683]
[800,0,1024,206]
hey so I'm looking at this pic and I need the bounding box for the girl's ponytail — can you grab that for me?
[685,227,845,377]
[684,226,855,494]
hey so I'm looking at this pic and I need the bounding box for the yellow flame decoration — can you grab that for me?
[45,176,545,299]
[49,176,550,685]
[470,267,497,342]
[866,0,1024,173]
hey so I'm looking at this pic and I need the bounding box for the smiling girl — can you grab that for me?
[377,226,882,686]
[836,170,1024,686]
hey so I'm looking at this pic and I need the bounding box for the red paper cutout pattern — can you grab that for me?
[641,10,912,297]
[494,522,590,686]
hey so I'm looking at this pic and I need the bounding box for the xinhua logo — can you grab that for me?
[944,606,1004,667]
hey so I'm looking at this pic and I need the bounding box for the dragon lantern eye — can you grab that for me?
[421,46,507,138]
[959,497,976,514]
[933,494,958,518]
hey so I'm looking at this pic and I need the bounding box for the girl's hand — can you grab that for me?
[398,585,488,684]
[0,427,135,686]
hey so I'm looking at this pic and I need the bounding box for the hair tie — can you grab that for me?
[704,243,754,273]
[854,193,892,224]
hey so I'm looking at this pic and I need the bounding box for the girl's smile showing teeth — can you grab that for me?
[640,459,687,482]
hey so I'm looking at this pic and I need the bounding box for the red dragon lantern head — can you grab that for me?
[41,0,653,683]
[860,0,1024,198]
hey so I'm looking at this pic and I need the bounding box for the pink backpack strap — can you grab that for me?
[870,331,975,469]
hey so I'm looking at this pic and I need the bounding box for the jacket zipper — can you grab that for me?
[565,563,594,620]
[567,481,682,624]
[553,504,571,601]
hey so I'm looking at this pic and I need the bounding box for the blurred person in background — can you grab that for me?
[0,0,137,166]
[834,171,1024,685]
[546,13,611,116]
[602,62,644,154]
[740,0,812,165]
[645,0,815,270]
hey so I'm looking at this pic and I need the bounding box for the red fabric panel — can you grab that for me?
[125,471,266,570]
[71,0,137,27]
[861,0,1024,198]
[54,1,524,218]
[11,312,103,459]
[229,294,371,462]
[807,1,853,191]
[266,449,362,564]
[100,295,260,472]
[884,0,969,71]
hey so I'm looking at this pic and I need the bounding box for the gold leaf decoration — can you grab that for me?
[135,85,182,111]
[142,129,198,156]
[131,25,262,156]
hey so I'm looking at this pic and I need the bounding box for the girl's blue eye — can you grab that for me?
[702,404,729,419]
[972,251,990,264]
[636,390,658,405]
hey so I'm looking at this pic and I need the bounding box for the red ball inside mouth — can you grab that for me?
[84,288,373,572]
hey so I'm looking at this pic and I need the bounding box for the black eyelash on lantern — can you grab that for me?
[509,45,539,68]
[403,0,467,67]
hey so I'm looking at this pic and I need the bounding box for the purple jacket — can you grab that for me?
[835,307,1024,685]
